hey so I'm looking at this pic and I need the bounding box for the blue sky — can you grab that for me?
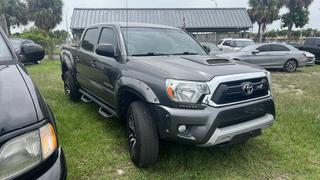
[14,0,320,33]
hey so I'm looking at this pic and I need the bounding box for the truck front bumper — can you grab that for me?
[153,97,275,146]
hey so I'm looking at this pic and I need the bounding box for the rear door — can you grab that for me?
[76,28,100,93]
[244,44,271,67]
[267,44,291,67]
[91,27,121,107]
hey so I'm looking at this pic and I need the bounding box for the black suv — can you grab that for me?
[61,23,275,167]
[301,37,320,63]
[0,29,66,179]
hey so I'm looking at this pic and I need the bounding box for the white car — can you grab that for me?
[218,38,255,52]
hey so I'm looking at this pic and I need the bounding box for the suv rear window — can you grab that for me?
[0,35,12,62]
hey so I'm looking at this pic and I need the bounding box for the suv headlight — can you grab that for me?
[0,123,57,179]
[166,79,210,103]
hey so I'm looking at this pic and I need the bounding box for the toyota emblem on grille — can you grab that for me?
[242,83,254,95]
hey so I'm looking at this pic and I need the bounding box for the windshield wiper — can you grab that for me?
[131,52,169,56]
[172,52,199,55]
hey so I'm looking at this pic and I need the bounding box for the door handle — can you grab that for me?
[75,55,80,62]
[91,60,96,67]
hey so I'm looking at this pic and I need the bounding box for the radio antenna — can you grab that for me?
[125,0,129,59]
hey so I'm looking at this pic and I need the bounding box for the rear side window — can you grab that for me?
[81,28,99,52]
[270,44,290,51]
[0,35,12,62]
[223,40,231,46]
[99,28,118,49]
[257,45,270,52]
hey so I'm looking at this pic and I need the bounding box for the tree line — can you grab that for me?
[0,0,63,35]
[248,0,314,42]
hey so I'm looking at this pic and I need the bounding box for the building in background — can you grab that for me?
[69,8,253,44]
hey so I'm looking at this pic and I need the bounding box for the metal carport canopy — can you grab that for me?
[70,8,253,33]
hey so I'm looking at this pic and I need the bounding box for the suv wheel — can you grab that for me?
[127,101,159,167]
[283,59,298,72]
[63,71,81,101]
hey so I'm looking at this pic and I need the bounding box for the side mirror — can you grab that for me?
[21,44,45,63]
[252,50,260,54]
[203,45,211,53]
[96,43,117,58]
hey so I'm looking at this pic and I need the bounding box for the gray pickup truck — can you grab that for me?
[60,23,275,167]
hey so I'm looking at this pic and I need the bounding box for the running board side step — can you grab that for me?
[98,107,114,118]
[79,89,117,119]
[81,94,92,103]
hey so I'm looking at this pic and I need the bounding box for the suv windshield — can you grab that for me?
[121,27,207,56]
[0,34,12,62]
[235,40,255,47]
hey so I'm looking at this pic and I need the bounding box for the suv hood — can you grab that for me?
[130,55,265,81]
[0,65,38,136]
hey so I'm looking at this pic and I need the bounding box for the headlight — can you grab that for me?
[166,79,210,103]
[0,123,57,179]
[265,71,272,91]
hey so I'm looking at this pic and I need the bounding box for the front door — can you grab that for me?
[91,27,121,107]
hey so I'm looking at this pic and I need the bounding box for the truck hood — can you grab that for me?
[216,52,247,58]
[130,55,265,81]
[0,65,38,136]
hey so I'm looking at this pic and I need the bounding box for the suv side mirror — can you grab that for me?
[252,50,260,54]
[96,44,117,58]
[21,44,45,63]
[203,45,211,53]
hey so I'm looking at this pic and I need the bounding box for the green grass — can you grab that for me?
[26,61,320,179]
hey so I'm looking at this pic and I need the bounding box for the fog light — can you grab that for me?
[178,125,187,133]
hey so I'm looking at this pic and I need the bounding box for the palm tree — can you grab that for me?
[282,0,313,40]
[248,0,283,43]
[0,0,28,35]
[26,0,63,35]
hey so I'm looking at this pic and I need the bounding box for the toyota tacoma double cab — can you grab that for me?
[60,23,275,167]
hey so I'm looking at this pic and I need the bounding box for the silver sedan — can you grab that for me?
[217,43,313,72]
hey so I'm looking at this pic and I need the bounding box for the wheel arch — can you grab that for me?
[116,86,148,120]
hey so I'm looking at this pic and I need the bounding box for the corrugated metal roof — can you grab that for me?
[70,8,252,32]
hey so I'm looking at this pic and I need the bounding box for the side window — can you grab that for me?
[223,40,231,46]
[81,28,99,52]
[304,39,312,46]
[99,28,118,49]
[257,45,270,52]
[315,39,320,47]
[270,44,290,51]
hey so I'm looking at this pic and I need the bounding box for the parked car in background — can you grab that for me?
[218,38,255,51]
[9,38,40,64]
[200,42,224,55]
[61,23,275,167]
[217,43,310,72]
[298,37,320,64]
[0,29,67,179]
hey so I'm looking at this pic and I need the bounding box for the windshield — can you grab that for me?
[121,27,207,56]
[235,40,255,47]
[0,35,13,62]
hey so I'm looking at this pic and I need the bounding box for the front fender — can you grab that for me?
[115,77,160,104]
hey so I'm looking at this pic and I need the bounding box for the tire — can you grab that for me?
[283,59,298,72]
[63,71,81,101]
[127,101,159,167]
